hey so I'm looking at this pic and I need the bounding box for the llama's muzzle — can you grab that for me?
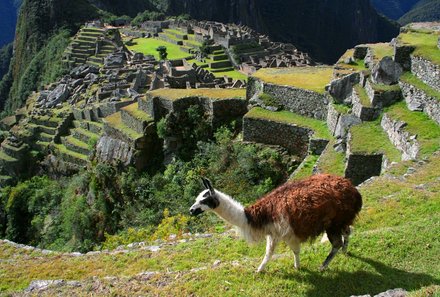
[190,207,204,216]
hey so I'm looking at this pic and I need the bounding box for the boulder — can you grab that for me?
[328,72,360,103]
[371,57,403,85]
[104,52,126,67]
[46,84,70,108]
[70,65,99,79]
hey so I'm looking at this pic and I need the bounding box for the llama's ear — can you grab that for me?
[201,177,215,195]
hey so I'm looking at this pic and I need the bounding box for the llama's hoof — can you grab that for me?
[319,265,327,272]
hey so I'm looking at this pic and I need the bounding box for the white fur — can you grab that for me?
[190,189,301,272]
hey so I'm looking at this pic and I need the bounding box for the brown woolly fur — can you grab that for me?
[244,174,362,241]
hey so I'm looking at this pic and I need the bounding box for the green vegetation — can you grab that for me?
[398,29,440,65]
[0,126,293,255]
[369,80,402,93]
[122,102,153,122]
[331,102,352,114]
[104,112,143,141]
[367,43,394,60]
[0,43,13,80]
[1,152,439,295]
[315,140,346,176]
[259,93,281,109]
[253,67,334,94]
[5,29,70,111]
[336,49,367,71]
[291,154,320,180]
[148,88,246,101]
[131,10,165,26]
[354,84,372,107]
[349,120,402,162]
[245,107,331,139]
[400,72,440,101]
[126,38,190,60]
[385,101,440,156]
[399,0,440,25]
[156,45,168,60]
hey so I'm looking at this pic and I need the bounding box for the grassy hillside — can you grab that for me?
[399,0,440,25]
[1,153,439,296]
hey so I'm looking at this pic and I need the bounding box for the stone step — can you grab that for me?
[210,67,235,73]
[1,143,27,159]
[81,32,104,38]
[120,102,154,134]
[88,56,103,64]
[72,128,100,144]
[103,112,145,149]
[72,120,103,134]
[0,151,19,175]
[81,28,105,34]
[71,47,94,54]
[364,79,402,108]
[61,136,92,156]
[54,144,88,167]
[210,54,228,61]
[351,85,381,121]
[38,132,54,143]
[30,116,61,128]
[34,141,51,153]
[209,60,232,69]
[77,35,97,42]
[73,40,96,47]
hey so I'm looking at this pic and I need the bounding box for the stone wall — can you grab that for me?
[351,88,381,121]
[344,153,383,186]
[411,56,440,92]
[246,78,329,119]
[243,117,312,157]
[143,94,248,128]
[381,113,420,160]
[394,45,415,71]
[365,79,402,108]
[328,72,360,103]
[263,83,329,120]
[399,80,440,125]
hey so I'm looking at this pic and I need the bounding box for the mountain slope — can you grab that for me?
[370,0,420,20]
[0,0,20,48]
[167,0,399,64]
[399,0,440,24]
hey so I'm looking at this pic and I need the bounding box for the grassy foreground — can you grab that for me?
[1,152,439,296]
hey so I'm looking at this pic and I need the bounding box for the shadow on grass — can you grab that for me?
[282,254,439,297]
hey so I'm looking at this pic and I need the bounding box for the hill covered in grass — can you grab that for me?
[399,0,440,25]
[1,152,439,296]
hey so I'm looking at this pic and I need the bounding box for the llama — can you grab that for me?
[190,174,362,272]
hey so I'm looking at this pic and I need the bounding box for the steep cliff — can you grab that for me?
[1,0,99,111]
[0,0,20,48]
[399,0,440,24]
[370,0,420,20]
[168,0,400,64]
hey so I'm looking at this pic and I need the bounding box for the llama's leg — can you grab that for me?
[320,231,343,272]
[342,226,352,253]
[286,238,301,269]
[257,235,277,273]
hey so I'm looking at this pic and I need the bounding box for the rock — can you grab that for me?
[371,57,403,85]
[70,65,99,79]
[70,79,83,89]
[213,260,222,267]
[26,280,64,292]
[104,52,126,67]
[374,288,407,297]
[334,114,362,139]
[333,138,346,153]
[328,72,360,103]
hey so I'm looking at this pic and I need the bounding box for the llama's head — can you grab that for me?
[190,178,220,216]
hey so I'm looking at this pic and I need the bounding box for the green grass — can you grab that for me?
[148,88,247,101]
[336,49,367,71]
[1,152,439,296]
[399,30,440,65]
[245,107,331,139]
[253,67,334,94]
[163,28,186,36]
[126,38,191,60]
[331,102,352,114]
[400,72,440,101]
[65,136,88,149]
[385,101,440,157]
[186,58,248,80]
[354,84,372,107]
[315,139,346,176]
[54,144,88,161]
[122,102,154,122]
[0,150,17,162]
[369,80,402,93]
[291,154,320,180]
[367,43,394,60]
[104,112,143,140]
[349,120,402,162]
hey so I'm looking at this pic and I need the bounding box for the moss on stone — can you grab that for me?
[253,67,334,94]
[331,102,351,114]
[104,112,143,141]
[54,143,88,161]
[122,103,154,122]
[354,84,372,107]
[398,30,440,65]
[148,88,246,101]
[315,139,346,176]
[349,120,402,162]
[400,72,440,101]
[385,101,440,156]
[245,107,331,139]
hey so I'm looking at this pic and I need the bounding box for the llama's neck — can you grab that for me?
[212,191,248,230]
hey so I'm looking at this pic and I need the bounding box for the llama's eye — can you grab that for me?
[201,196,219,209]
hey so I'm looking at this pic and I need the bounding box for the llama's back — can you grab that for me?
[244,174,362,241]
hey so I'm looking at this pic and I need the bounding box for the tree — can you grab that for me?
[156,46,168,60]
